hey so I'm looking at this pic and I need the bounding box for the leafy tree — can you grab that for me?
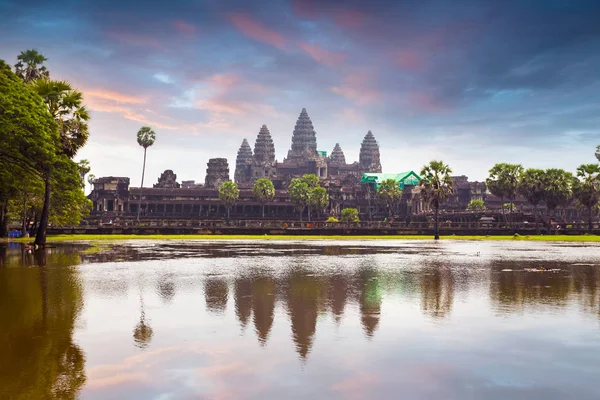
[136,126,156,220]
[87,174,96,194]
[419,160,454,240]
[218,180,239,223]
[14,49,49,83]
[467,199,485,211]
[288,174,321,222]
[519,168,546,234]
[376,178,402,218]
[308,186,329,220]
[29,78,90,158]
[253,178,275,218]
[542,168,573,220]
[572,164,600,233]
[0,60,58,241]
[341,208,359,223]
[486,163,523,226]
[77,159,90,188]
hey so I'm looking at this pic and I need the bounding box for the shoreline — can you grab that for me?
[2,234,600,243]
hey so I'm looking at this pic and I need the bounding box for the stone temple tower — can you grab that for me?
[234,138,253,184]
[329,143,346,165]
[359,131,382,173]
[287,108,318,162]
[254,125,276,165]
[205,158,230,188]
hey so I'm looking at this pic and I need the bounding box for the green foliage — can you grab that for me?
[325,216,339,223]
[503,203,517,212]
[137,126,156,149]
[542,168,573,211]
[253,178,275,218]
[288,174,323,221]
[218,181,240,207]
[572,164,600,231]
[14,49,49,83]
[519,168,546,207]
[467,199,485,211]
[29,78,90,158]
[308,186,329,215]
[341,208,360,223]
[376,178,402,217]
[486,163,523,206]
[420,160,454,240]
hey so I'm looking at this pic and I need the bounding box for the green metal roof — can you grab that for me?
[361,171,421,189]
[318,150,327,157]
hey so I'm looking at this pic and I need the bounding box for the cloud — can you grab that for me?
[229,13,287,49]
[154,72,174,84]
[173,20,196,37]
[105,30,161,48]
[333,10,366,28]
[330,72,382,105]
[297,42,347,67]
[86,90,147,104]
[393,49,424,71]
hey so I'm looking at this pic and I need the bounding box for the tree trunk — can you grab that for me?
[34,176,51,247]
[0,201,8,238]
[500,196,505,226]
[534,204,540,234]
[21,194,28,237]
[261,204,265,219]
[137,147,147,221]
[299,207,304,222]
[308,206,312,222]
[588,206,593,233]
[227,206,230,224]
[434,204,440,240]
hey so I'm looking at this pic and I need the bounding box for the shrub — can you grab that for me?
[326,216,339,223]
[341,208,360,223]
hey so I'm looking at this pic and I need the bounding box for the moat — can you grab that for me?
[1,240,600,399]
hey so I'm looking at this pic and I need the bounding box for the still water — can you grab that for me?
[1,240,600,400]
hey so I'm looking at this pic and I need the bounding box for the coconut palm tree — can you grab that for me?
[218,180,239,223]
[14,49,49,83]
[136,127,156,221]
[572,164,600,233]
[419,161,454,240]
[542,169,573,223]
[253,178,275,218]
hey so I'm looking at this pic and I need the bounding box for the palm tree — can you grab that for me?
[519,169,546,234]
[486,163,523,227]
[419,161,454,240]
[486,164,508,224]
[14,49,49,83]
[87,174,96,194]
[218,181,239,223]
[253,178,275,218]
[136,127,156,221]
[29,79,90,158]
[308,186,329,220]
[572,164,600,233]
[542,169,573,224]
[376,178,402,219]
[29,78,90,247]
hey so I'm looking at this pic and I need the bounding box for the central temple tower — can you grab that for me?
[286,108,318,163]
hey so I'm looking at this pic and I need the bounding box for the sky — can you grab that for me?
[1,0,600,188]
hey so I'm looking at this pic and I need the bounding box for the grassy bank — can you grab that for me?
[3,233,600,242]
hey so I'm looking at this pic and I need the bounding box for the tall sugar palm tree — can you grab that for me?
[419,161,454,240]
[253,178,275,219]
[519,169,546,234]
[572,164,600,233]
[136,127,156,221]
[14,49,49,83]
[542,169,573,223]
[219,180,239,223]
[376,178,403,219]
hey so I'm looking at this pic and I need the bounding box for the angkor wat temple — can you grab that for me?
[90,108,550,223]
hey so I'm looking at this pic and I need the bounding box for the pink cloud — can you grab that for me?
[333,10,366,28]
[292,0,319,19]
[210,73,241,87]
[229,13,287,49]
[105,30,161,48]
[330,72,382,105]
[297,42,347,67]
[86,89,147,104]
[173,20,196,38]
[394,49,424,70]
[407,92,449,112]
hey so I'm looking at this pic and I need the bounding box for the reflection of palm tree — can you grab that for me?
[133,291,153,349]
[420,266,454,318]
[356,268,382,338]
[204,277,229,314]
[286,272,320,360]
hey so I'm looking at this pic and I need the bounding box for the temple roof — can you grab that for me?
[329,143,346,164]
[234,138,254,183]
[361,171,421,189]
[359,130,382,173]
[254,125,276,165]
[288,108,317,159]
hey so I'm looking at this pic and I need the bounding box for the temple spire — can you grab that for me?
[234,139,253,183]
[287,108,318,161]
[329,143,346,164]
[359,131,382,173]
[253,125,276,165]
